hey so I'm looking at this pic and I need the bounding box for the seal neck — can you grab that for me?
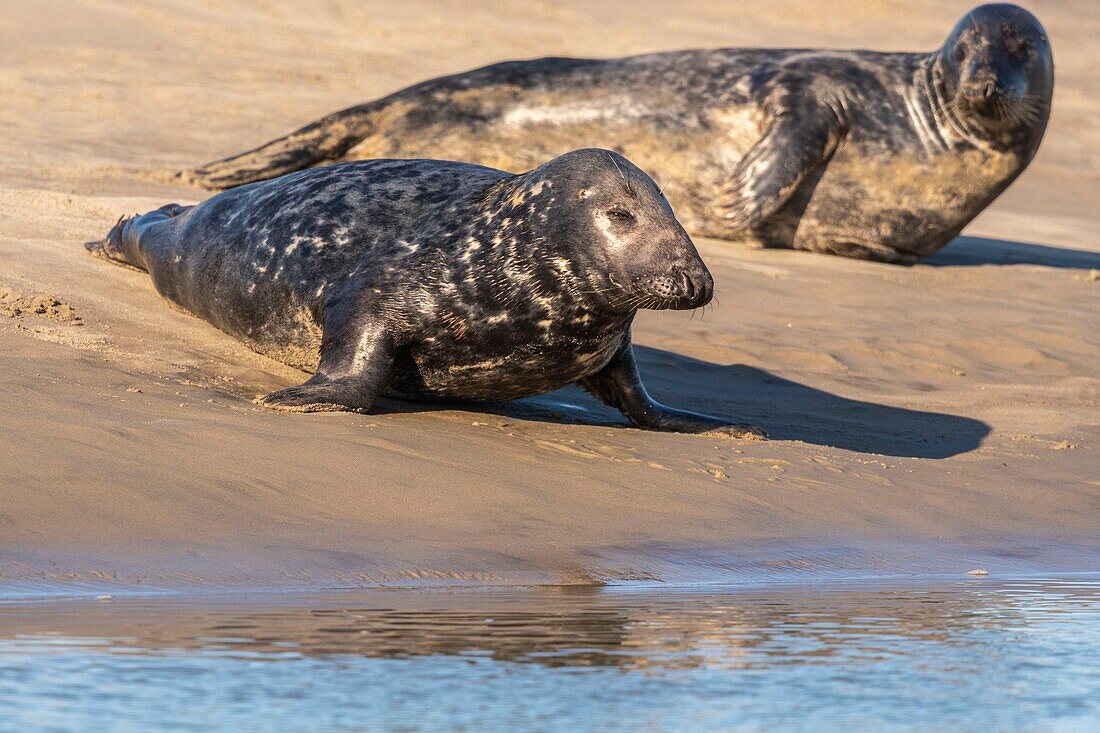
[916,53,990,151]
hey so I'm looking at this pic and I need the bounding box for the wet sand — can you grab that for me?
[1,0,1098,597]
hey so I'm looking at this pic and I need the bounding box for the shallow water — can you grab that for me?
[2,579,1099,732]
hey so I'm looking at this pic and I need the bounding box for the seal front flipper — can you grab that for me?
[579,335,766,440]
[720,91,848,234]
[259,300,397,413]
[259,373,384,413]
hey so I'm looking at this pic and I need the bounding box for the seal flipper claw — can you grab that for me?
[258,376,376,413]
[701,424,768,441]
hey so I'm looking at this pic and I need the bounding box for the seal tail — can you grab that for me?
[178,101,380,190]
[85,203,190,272]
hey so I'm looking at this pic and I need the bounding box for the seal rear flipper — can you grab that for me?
[578,334,766,439]
[86,204,191,271]
[720,98,847,234]
[180,101,380,190]
[85,215,146,272]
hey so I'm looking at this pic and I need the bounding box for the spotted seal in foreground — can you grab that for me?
[182,4,1053,264]
[93,149,763,437]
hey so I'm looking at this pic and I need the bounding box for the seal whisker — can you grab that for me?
[605,152,635,197]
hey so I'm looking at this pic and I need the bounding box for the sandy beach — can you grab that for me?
[1,0,1097,597]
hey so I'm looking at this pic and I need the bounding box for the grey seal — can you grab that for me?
[182,4,1053,264]
[93,149,764,438]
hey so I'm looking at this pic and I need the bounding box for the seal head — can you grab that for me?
[516,149,714,313]
[934,3,1053,151]
[497,149,717,314]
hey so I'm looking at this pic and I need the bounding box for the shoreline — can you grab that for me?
[5,535,1098,603]
[8,574,1100,605]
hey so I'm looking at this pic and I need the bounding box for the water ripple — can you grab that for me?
[1,579,1099,732]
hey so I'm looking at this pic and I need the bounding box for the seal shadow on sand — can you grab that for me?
[372,347,990,459]
[925,236,1100,268]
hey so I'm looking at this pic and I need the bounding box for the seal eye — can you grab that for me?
[607,208,635,223]
[1005,36,1029,58]
[953,43,967,63]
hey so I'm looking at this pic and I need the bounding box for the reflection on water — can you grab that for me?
[1,579,1099,732]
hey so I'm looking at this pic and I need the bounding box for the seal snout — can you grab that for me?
[632,265,713,311]
[975,80,998,102]
[963,77,1006,109]
[962,79,1002,116]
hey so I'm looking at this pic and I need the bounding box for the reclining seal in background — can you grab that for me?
[183,4,1053,264]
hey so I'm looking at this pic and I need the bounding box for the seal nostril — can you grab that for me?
[679,270,694,299]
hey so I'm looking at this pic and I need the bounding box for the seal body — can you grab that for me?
[185,4,1052,264]
[95,149,762,437]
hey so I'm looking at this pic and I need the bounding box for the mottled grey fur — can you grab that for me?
[93,149,763,437]
[182,4,1053,264]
